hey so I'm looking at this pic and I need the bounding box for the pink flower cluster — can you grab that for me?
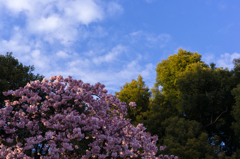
[129,102,136,109]
[0,75,178,159]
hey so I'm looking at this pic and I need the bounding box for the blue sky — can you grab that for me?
[0,0,239,95]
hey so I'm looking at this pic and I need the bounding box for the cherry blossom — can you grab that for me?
[0,75,178,159]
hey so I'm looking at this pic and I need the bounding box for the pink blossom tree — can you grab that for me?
[0,75,178,159]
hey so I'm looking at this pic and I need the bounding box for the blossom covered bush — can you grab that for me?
[0,75,178,159]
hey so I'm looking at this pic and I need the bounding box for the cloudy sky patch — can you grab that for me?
[0,0,239,95]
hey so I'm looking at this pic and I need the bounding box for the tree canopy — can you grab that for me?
[155,49,207,100]
[129,49,240,158]
[115,75,151,126]
[0,75,177,159]
[2,49,240,158]
[0,52,44,108]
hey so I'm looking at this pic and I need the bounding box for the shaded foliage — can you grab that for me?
[135,49,240,158]
[175,62,240,156]
[115,75,151,126]
[231,84,240,142]
[0,52,44,108]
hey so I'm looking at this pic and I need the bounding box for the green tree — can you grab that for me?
[138,91,179,145]
[155,48,207,102]
[138,91,225,158]
[228,58,240,158]
[175,62,240,157]
[160,116,224,159]
[140,49,240,158]
[0,52,44,108]
[115,75,151,126]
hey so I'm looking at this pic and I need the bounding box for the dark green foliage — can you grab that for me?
[115,75,151,126]
[0,52,44,108]
[175,62,240,157]
[138,92,179,146]
[160,116,222,158]
[128,49,240,158]
[231,84,240,141]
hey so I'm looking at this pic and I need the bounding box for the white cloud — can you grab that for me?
[115,57,155,89]
[34,47,155,94]
[0,29,32,54]
[30,50,50,69]
[92,45,127,65]
[33,14,62,32]
[66,58,92,70]
[217,52,240,70]
[0,29,60,74]
[0,0,36,15]
[141,63,155,77]
[0,0,157,94]
[0,40,155,94]
[0,39,30,54]
[0,0,122,46]
[58,0,104,25]
[0,0,104,25]
[56,51,70,58]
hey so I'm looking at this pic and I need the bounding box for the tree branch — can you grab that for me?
[203,106,228,129]
[211,113,213,123]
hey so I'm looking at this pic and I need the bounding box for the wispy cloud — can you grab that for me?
[129,30,171,48]
[55,51,71,58]
[42,51,155,93]
[92,45,127,65]
[107,2,124,16]
[218,1,227,10]
[219,23,234,33]
[146,34,171,48]
[0,27,33,55]
[145,0,156,3]
[0,0,163,94]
